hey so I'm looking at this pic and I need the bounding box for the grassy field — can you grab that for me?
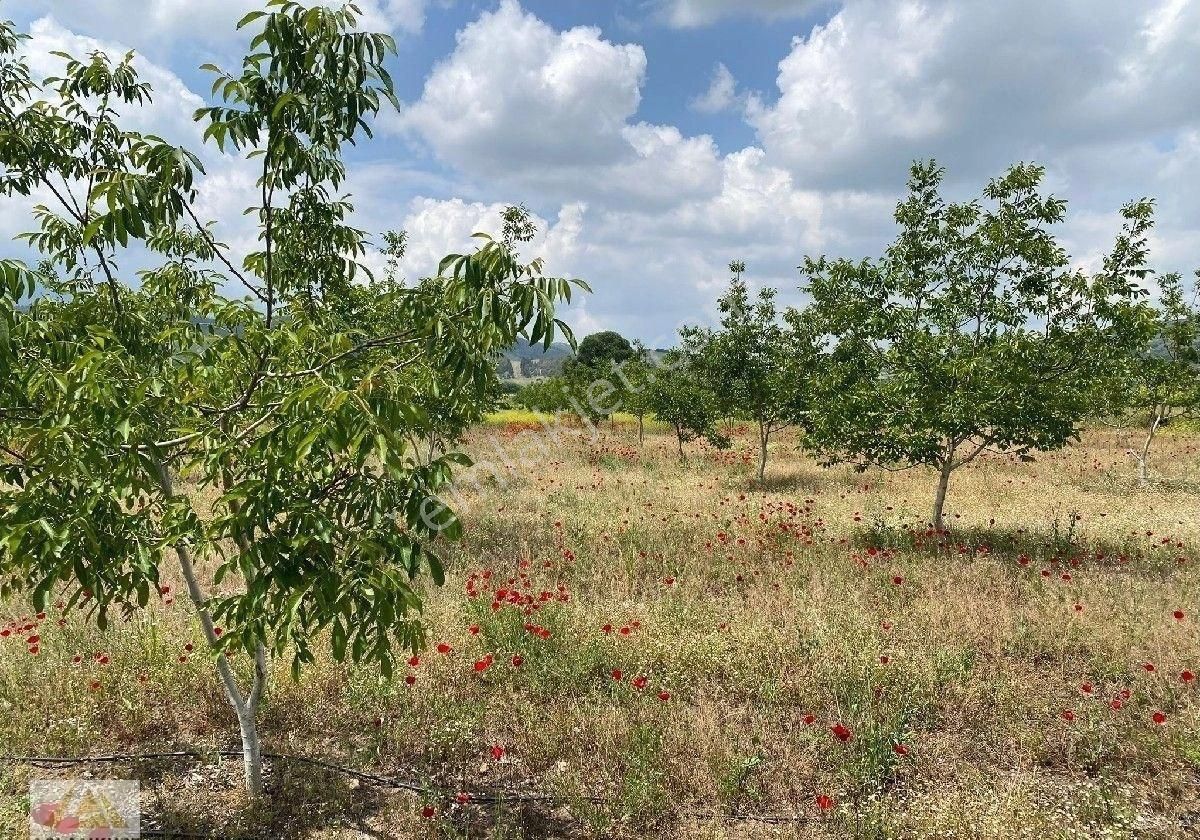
[2,419,1199,838]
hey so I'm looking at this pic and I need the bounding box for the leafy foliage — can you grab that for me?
[0,1,583,793]
[560,330,637,421]
[682,268,813,480]
[642,350,729,460]
[798,161,1155,525]
[1111,270,1200,482]
[571,330,636,371]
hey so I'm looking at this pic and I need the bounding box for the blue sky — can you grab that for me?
[4,1,1200,346]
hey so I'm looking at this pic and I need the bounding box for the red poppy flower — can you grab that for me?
[490,745,505,760]
[407,655,420,667]
[658,691,671,702]
[1143,662,1156,673]
[611,669,624,681]
[1061,709,1076,722]
[1182,670,1196,683]
[1072,603,1083,612]
[815,794,834,810]
[632,675,648,690]
[1080,683,1093,694]
[473,657,491,672]
[511,655,524,667]
[802,714,816,725]
[602,624,613,634]
[468,625,480,635]
[436,643,452,654]
[456,792,469,804]
[404,675,416,686]
[891,576,903,586]
[830,723,853,742]
[892,743,909,756]
[1173,610,1185,621]
[1152,711,1167,725]
[1109,699,1123,711]
[421,805,436,819]
[879,655,890,665]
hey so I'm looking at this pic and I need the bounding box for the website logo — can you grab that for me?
[29,780,140,838]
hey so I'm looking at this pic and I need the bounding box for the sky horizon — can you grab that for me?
[3,0,1199,348]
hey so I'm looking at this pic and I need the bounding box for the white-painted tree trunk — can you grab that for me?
[1136,405,1165,487]
[153,458,266,796]
[756,421,769,483]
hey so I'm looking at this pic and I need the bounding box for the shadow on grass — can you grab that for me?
[849,520,1194,576]
[747,468,863,495]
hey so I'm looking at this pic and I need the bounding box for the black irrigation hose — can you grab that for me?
[2,750,814,828]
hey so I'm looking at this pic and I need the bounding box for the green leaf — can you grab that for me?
[236,10,268,29]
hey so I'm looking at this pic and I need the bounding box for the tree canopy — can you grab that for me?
[572,330,636,370]
[682,268,812,481]
[1113,270,1200,484]
[798,161,1155,529]
[643,349,729,461]
[0,0,582,795]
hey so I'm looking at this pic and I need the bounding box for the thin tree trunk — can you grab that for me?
[152,457,266,796]
[1138,405,1164,487]
[932,457,954,532]
[637,414,644,445]
[756,421,769,483]
[676,426,685,462]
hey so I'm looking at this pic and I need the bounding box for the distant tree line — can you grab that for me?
[513,161,1200,530]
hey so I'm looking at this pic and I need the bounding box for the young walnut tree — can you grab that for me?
[1118,270,1200,485]
[0,1,581,796]
[682,266,813,482]
[799,161,1154,530]
[643,349,730,461]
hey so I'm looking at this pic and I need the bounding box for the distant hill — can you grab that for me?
[496,338,672,381]
[497,337,574,380]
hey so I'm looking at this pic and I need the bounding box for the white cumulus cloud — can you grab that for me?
[690,63,738,114]
[748,0,1200,190]
[660,0,828,28]
[10,0,431,53]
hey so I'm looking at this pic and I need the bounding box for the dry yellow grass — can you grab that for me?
[1,420,1198,838]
